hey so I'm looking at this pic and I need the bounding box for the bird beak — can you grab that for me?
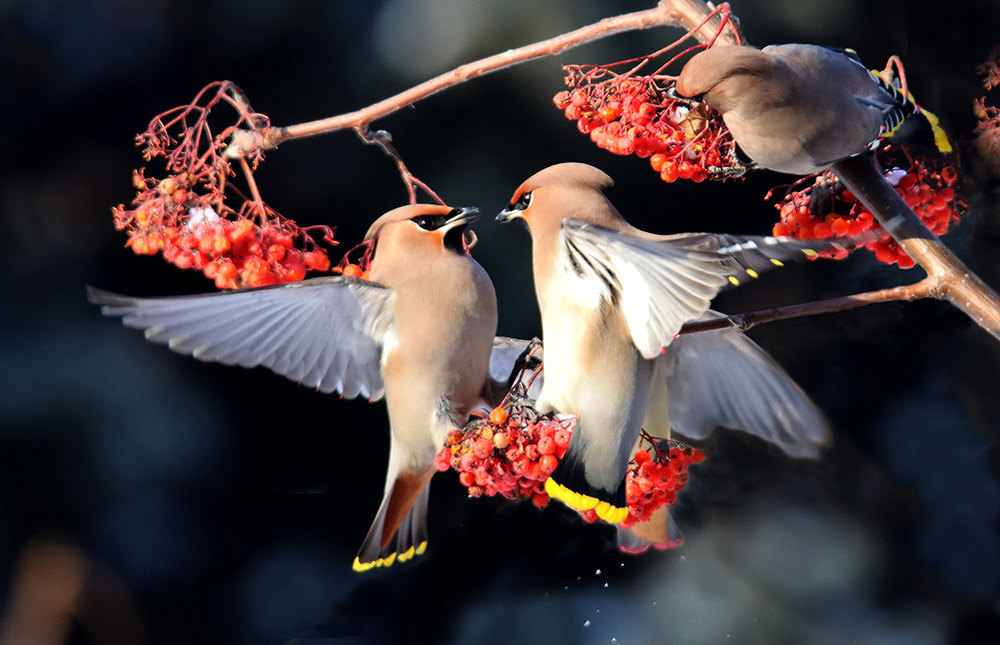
[665,85,703,105]
[496,206,519,222]
[442,206,479,230]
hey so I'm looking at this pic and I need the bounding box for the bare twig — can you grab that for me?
[353,127,446,205]
[679,278,937,335]
[257,1,739,150]
[832,153,1000,340]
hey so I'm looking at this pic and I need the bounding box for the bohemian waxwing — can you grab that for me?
[90,204,521,572]
[497,163,847,548]
[675,44,951,175]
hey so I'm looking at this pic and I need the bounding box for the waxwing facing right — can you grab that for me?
[91,204,527,572]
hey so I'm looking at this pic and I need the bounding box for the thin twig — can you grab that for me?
[258,1,740,149]
[354,127,446,205]
[678,278,937,335]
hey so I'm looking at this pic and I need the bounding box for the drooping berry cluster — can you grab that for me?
[772,147,964,268]
[435,407,570,509]
[112,81,336,289]
[553,71,741,183]
[974,47,1000,176]
[437,405,704,528]
[615,438,704,530]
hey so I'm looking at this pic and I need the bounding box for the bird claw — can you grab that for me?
[506,386,540,422]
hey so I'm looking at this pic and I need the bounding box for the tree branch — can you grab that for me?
[258,1,739,149]
[832,153,1000,341]
[678,278,937,335]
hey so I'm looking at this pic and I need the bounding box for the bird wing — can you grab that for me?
[559,219,854,359]
[661,316,830,459]
[481,336,544,406]
[88,277,397,400]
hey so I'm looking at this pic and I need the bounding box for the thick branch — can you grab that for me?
[679,278,937,335]
[260,1,738,149]
[832,153,1000,340]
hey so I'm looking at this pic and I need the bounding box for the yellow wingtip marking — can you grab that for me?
[802,249,819,258]
[746,268,759,279]
[415,541,427,555]
[382,552,397,567]
[727,276,740,286]
[545,478,628,525]
[770,258,784,266]
[398,545,416,562]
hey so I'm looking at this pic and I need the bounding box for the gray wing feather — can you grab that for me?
[88,277,396,401]
[560,220,863,360]
[663,316,829,458]
[488,337,544,400]
[560,220,731,359]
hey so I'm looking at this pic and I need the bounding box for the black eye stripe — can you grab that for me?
[412,214,450,230]
[510,191,532,210]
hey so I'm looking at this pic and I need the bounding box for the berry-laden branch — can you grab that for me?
[678,278,938,335]
[832,153,1000,341]
[246,1,740,152]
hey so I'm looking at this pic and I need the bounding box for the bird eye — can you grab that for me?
[512,191,532,210]
[414,216,434,230]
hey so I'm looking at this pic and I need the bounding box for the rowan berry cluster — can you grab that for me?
[437,406,704,527]
[434,407,570,508]
[975,47,1000,176]
[553,70,740,183]
[616,438,704,530]
[112,81,335,289]
[772,148,964,267]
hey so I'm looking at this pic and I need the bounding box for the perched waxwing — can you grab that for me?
[674,44,952,175]
[497,163,848,545]
[90,204,523,572]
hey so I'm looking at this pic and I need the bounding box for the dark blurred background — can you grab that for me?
[2,0,1000,643]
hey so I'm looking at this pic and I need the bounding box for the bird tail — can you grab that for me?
[353,468,433,572]
[617,505,683,554]
[882,106,953,154]
[545,440,629,525]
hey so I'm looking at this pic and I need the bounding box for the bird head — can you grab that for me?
[497,163,622,236]
[365,204,479,256]
[675,45,775,113]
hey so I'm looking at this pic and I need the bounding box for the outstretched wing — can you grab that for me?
[559,219,854,359]
[88,276,396,400]
[662,316,829,458]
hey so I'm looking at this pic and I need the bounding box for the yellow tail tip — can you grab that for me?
[920,109,953,153]
[545,477,628,525]
[354,541,428,572]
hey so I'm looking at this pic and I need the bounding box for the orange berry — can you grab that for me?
[213,235,231,253]
[650,153,668,172]
[172,189,187,204]
[285,263,306,281]
[811,221,833,238]
[218,261,238,281]
[598,106,620,122]
[268,244,286,262]
[831,217,850,236]
[489,407,508,425]
[342,264,363,278]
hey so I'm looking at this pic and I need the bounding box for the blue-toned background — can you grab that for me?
[2,1,999,642]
